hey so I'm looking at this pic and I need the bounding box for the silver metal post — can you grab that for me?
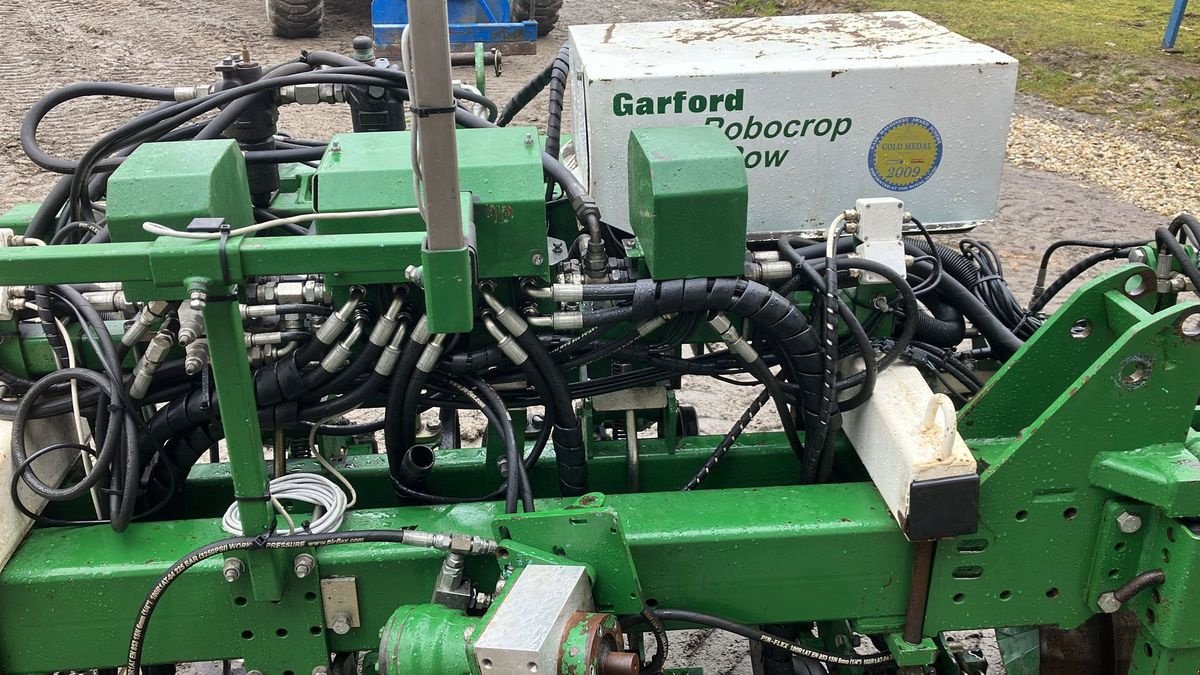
[407,0,465,251]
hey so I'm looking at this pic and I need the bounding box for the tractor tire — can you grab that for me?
[512,0,564,37]
[266,0,324,38]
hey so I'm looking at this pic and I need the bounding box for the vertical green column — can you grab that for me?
[202,291,282,600]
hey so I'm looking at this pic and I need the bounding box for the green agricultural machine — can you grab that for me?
[0,4,1198,675]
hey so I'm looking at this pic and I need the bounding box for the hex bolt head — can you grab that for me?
[222,557,244,583]
[1116,511,1143,534]
[1097,591,1122,614]
[330,612,352,635]
[312,667,330,675]
[293,553,316,578]
[531,252,545,266]
[1129,248,1149,264]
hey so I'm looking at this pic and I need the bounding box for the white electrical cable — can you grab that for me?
[400,24,427,218]
[308,414,358,508]
[141,206,422,241]
[52,316,103,519]
[221,473,349,536]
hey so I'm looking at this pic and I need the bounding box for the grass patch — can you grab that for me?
[715,0,1200,143]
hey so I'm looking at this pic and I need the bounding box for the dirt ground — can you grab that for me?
[0,0,1183,673]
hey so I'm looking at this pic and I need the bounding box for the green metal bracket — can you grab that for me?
[1085,501,1154,613]
[225,551,330,673]
[421,194,476,334]
[1092,445,1200,517]
[493,493,644,615]
[885,633,939,667]
[930,266,1200,633]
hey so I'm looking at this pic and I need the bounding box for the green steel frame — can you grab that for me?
[1,137,1199,674]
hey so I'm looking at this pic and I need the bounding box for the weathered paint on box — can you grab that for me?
[567,12,1018,238]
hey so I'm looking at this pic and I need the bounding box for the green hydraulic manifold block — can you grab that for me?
[106,139,254,243]
[627,126,748,280]
[313,127,548,280]
[105,139,254,300]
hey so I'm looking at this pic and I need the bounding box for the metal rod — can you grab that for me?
[625,409,641,492]
[903,540,936,644]
[407,0,465,251]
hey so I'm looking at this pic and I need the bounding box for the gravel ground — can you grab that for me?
[0,0,1194,673]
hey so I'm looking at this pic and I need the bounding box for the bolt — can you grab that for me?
[330,612,352,635]
[524,132,534,145]
[1116,511,1143,534]
[330,140,342,154]
[312,668,330,675]
[531,252,545,266]
[248,671,264,675]
[405,265,423,286]
[222,557,244,583]
[1129,248,1149,264]
[293,553,316,578]
[1097,591,1122,614]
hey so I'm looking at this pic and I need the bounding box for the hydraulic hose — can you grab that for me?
[544,44,571,163]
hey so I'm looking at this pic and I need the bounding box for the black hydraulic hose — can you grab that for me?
[126,529,499,673]
[34,285,70,367]
[1028,247,1135,313]
[910,259,1025,360]
[787,263,877,410]
[905,238,978,287]
[1169,212,1200,245]
[20,82,177,174]
[384,322,428,483]
[911,297,966,348]
[10,368,123,500]
[461,375,533,513]
[544,44,571,163]
[497,58,555,126]
[298,372,387,421]
[314,418,385,435]
[512,324,588,496]
[273,303,334,316]
[649,609,893,667]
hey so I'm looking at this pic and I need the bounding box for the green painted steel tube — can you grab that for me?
[0,484,906,673]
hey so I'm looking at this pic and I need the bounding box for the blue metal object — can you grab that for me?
[1164,0,1190,49]
[373,0,539,56]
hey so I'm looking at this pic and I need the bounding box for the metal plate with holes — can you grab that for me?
[320,577,361,634]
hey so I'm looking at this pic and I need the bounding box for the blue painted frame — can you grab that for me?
[372,0,538,53]
[1163,0,1190,49]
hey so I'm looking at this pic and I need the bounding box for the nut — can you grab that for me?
[1116,511,1143,534]
[293,553,316,578]
[1097,591,1122,614]
[531,252,545,266]
[1129,248,1149,264]
[222,557,244,583]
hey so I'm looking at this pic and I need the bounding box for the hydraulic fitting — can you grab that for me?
[177,303,205,346]
[184,339,210,376]
[708,313,757,363]
[416,334,448,373]
[122,300,170,348]
[374,321,411,377]
[131,329,175,399]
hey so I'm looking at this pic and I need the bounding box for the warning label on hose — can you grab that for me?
[868,117,943,191]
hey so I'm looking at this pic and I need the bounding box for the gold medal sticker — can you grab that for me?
[868,117,943,192]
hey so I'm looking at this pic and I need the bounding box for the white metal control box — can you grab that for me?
[567,12,1018,238]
